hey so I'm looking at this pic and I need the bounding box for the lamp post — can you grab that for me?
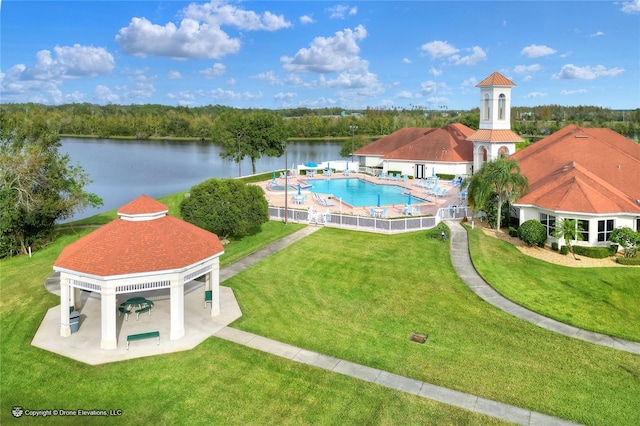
[349,125,358,167]
[236,132,243,177]
[282,140,288,224]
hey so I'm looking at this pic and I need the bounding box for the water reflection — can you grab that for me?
[60,138,342,221]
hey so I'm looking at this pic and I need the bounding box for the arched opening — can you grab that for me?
[498,145,509,158]
[498,94,506,120]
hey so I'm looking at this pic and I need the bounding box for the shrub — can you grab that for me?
[508,226,519,237]
[616,256,640,265]
[517,219,547,247]
[427,223,449,240]
[572,246,613,259]
[560,246,569,255]
[551,242,559,251]
[180,178,269,239]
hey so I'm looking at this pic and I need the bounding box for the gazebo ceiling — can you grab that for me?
[54,195,224,277]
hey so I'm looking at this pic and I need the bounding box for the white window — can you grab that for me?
[498,94,506,120]
[597,219,614,242]
[540,213,555,236]
[484,94,490,120]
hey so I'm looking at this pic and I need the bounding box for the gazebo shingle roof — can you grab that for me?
[54,195,224,277]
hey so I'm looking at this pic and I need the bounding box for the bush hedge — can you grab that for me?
[518,219,547,247]
[560,246,569,255]
[508,226,519,237]
[427,223,449,240]
[616,256,640,265]
[551,242,559,251]
[572,246,614,259]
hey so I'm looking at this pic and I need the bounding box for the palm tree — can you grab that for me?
[467,157,528,234]
[553,218,584,260]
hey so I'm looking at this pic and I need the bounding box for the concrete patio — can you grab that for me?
[31,282,242,365]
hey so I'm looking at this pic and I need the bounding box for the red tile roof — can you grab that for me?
[512,125,640,215]
[355,124,475,162]
[467,129,524,143]
[476,72,516,87]
[118,194,168,215]
[54,196,224,277]
[354,127,436,156]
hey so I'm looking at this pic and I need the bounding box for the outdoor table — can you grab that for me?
[373,208,384,218]
[293,194,304,204]
[125,296,146,309]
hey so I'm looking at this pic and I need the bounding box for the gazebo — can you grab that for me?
[53,195,224,349]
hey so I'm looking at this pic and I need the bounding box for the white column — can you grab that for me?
[73,286,82,311]
[170,279,185,340]
[210,260,220,317]
[100,287,117,350]
[59,273,71,337]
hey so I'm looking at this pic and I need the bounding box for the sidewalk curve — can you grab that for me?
[445,221,640,355]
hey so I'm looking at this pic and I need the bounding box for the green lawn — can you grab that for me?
[2,221,639,425]
[465,225,640,342]
[226,227,640,425]
[1,226,505,425]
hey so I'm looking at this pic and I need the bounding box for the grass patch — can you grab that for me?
[1,228,507,425]
[465,225,640,342]
[226,227,640,425]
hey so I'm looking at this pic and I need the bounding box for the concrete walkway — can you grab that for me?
[213,326,578,426]
[445,221,640,355]
[211,224,580,425]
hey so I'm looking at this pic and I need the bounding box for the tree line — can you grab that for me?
[1,103,638,141]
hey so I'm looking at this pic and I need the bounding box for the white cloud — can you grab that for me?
[53,45,115,77]
[93,85,119,103]
[182,0,291,31]
[64,91,86,103]
[300,15,315,24]
[0,44,114,104]
[514,64,542,74]
[402,58,412,64]
[461,78,477,87]
[420,80,448,96]
[553,64,625,79]
[450,46,486,66]
[116,17,240,59]
[525,92,547,99]
[520,44,556,58]
[327,5,357,19]
[621,0,640,14]
[561,89,588,95]
[253,71,282,86]
[116,1,291,59]
[274,92,296,101]
[420,40,459,59]
[281,25,368,74]
[429,67,442,77]
[226,78,236,86]
[395,90,415,99]
[420,41,485,66]
[209,88,263,101]
[590,31,605,37]
[521,75,533,82]
[168,71,182,79]
[200,63,226,79]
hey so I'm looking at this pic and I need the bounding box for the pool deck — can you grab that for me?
[257,172,467,218]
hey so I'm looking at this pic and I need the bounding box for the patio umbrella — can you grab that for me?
[272,170,276,180]
[407,193,412,205]
[305,162,318,168]
[377,193,381,207]
[298,183,301,195]
[346,162,349,171]
[432,167,435,177]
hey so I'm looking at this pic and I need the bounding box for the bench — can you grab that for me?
[135,305,151,320]
[126,331,160,349]
[118,306,131,320]
[204,290,212,308]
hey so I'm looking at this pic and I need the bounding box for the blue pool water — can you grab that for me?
[309,178,421,207]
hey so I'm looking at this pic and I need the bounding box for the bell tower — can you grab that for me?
[468,72,523,173]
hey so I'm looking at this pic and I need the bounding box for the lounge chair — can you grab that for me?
[378,172,387,179]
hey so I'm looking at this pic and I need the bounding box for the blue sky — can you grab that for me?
[1,1,639,110]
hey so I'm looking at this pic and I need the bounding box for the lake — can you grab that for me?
[60,138,342,221]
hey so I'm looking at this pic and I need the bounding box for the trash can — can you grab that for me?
[69,311,80,334]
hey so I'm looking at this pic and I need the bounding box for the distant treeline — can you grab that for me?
[1,102,638,141]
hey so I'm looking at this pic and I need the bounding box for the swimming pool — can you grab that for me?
[308,178,422,207]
